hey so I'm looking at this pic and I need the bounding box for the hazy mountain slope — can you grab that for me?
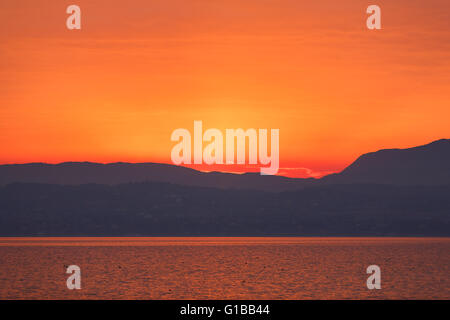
[1,139,449,190]
[0,162,312,191]
[321,139,450,185]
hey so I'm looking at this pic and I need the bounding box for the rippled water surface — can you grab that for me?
[0,237,448,299]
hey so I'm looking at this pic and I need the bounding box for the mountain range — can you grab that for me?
[0,139,449,236]
[321,139,450,186]
[1,139,449,190]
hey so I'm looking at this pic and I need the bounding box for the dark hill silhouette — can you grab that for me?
[1,139,449,236]
[0,139,449,190]
[0,162,312,191]
[321,139,450,186]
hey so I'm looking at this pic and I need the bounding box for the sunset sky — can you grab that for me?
[0,0,449,177]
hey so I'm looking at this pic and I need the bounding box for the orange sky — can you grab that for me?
[0,0,449,177]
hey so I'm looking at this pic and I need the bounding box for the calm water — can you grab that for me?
[0,237,448,300]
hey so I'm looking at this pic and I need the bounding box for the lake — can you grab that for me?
[0,237,448,299]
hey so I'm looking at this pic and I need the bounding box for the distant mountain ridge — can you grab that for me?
[0,139,449,190]
[1,139,449,236]
[321,139,450,186]
[0,162,312,191]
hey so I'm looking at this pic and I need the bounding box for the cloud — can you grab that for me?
[277,167,336,179]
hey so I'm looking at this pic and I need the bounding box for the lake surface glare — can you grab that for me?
[0,237,448,299]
